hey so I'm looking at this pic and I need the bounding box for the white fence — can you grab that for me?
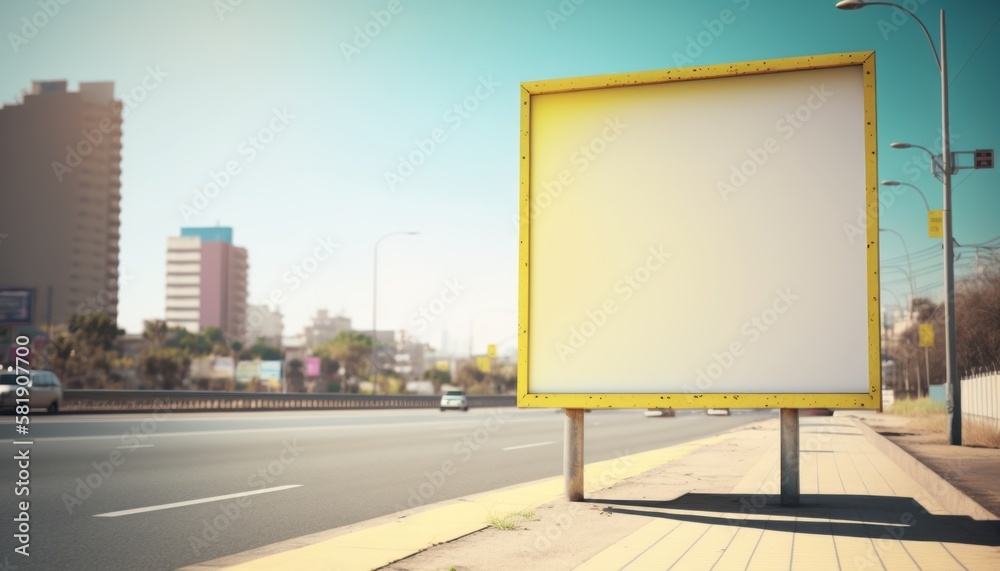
[961,373,1000,430]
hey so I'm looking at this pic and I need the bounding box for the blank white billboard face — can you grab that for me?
[519,53,879,407]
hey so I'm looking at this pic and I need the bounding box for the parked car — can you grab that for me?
[644,408,675,417]
[0,370,63,414]
[706,408,731,416]
[440,390,468,412]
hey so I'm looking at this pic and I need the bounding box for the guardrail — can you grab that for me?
[61,390,516,413]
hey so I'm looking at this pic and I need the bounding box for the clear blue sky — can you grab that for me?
[1,0,997,353]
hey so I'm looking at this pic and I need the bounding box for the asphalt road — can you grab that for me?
[0,407,774,570]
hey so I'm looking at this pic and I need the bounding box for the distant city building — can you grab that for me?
[245,304,283,347]
[282,334,308,366]
[394,340,432,383]
[165,227,248,335]
[0,81,123,326]
[304,310,352,348]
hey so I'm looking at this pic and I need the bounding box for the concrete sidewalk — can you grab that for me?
[192,416,1000,570]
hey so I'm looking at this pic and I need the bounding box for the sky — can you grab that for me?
[1,0,998,356]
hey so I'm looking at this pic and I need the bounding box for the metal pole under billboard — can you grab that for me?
[780,409,800,506]
[565,409,584,501]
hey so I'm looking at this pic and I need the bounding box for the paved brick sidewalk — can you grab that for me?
[390,416,999,570]
[573,417,999,570]
[193,416,1000,570]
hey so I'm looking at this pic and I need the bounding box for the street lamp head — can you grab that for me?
[890,142,912,149]
[835,0,867,10]
[881,180,901,186]
[405,231,420,235]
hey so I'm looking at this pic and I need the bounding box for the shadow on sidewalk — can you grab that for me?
[588,494,1000,547]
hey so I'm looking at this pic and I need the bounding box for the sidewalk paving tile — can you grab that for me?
[577,417,999,570]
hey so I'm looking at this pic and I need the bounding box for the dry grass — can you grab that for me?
[889,398,999,449]
[964,419,1000,449]
[485,509,535,531]
[888,397,946,416]
[909,413,948,434]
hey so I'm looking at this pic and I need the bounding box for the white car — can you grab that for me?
[706,408,731,416]
[0,370,63,414]
[440,390,468,412]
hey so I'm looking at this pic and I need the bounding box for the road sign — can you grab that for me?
[435,360,449,372]
[928,210,943,239]
[0,288,34,325]
[919,324,934,347]
[487,344,497,358]
[974,149,994,169]
[518,52,879,410]
[476,356,491,373]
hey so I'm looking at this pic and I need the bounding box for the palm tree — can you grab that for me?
[143,320,168,349]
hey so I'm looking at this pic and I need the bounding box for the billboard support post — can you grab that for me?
[564,409,584,501]
[780,409,800,506]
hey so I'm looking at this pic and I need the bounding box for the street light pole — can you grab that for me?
[938,11,961,445]
[372,231,419,396]
[879,228,916,306]
[837,0,961,445]
[880,180,931,213]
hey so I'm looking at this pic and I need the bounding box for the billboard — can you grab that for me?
[259,360,282,382]
[0,288,34,325]
[517,52,879,409]
[236,360,259,383]
[306,356,321,377]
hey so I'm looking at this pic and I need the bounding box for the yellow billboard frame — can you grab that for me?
[517,51,879,410]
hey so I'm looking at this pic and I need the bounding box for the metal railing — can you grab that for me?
[61,390,516,413]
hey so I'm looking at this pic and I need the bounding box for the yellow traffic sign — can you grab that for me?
[919,324,934,347]
[487,344,497,358]
[928,210,943,239]
[476,356,491,373]
[435,360,449,372]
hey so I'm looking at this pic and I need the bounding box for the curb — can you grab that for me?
[849,416,999,521]
[184,430,743,571]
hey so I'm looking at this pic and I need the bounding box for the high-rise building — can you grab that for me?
[0,81,123,326]
[165,227,248,335]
